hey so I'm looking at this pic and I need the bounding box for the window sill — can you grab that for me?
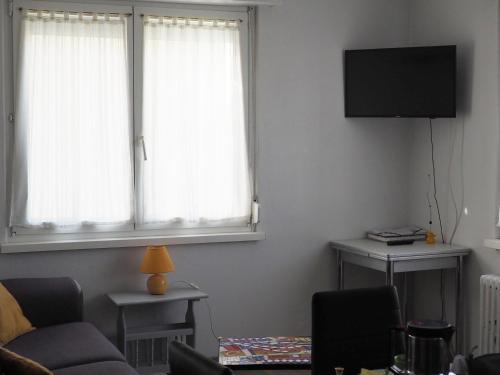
[484,238,500,250]
[1,231,265,253]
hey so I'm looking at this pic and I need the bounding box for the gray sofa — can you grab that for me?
[2,278,137,375]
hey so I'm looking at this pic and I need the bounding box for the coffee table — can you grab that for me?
[219,337,311,370]
[233,370,309,375]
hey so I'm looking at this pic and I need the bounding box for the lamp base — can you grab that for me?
[146,273,168,295]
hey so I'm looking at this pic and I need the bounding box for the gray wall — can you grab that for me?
[0,0,412,356]
[407,0,500,350]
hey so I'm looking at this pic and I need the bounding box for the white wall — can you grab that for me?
[407,0,500,350]
[0,0,412,356]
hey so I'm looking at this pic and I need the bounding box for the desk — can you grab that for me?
[108,287,208,371]
[330,239,470,353]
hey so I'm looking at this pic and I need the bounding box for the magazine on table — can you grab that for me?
[367,226,426,243]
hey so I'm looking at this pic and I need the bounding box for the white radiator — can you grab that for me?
[480,274,500,354]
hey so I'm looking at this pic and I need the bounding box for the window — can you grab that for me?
[9,1,255,242]
[138,11,251,229]
[11,7,133,228]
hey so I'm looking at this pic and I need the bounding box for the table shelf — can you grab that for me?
[126,323,194,341]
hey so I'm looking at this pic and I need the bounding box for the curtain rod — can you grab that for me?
[135,0,281,5]
[140,14,242,22]
[19,8,133,17]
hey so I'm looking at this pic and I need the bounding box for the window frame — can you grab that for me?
[11,0,135,236]
[133,5,252,233]
[5,0,259,248]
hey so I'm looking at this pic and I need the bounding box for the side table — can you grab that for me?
[108,286,208,371]
[330,239,471,354]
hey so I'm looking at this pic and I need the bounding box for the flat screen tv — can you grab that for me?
[344,45,456,118]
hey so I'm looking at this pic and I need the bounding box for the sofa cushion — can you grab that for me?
[4,322,125,370]
[0,283,34,345]
[53,361,138,375]
[0,347,53,375]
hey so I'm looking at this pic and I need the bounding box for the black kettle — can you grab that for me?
[406,320,455,375]
[391,320,454,375]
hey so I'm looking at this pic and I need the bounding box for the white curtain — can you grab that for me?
[140,16,251,226]
[11,11,133,227]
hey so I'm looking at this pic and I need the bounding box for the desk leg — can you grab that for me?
[186,300,196,348]
[117,307,127,358]
[456,256,464,354]
[337,251,344,290]
[403,272,408,324]
[386,261,394,286]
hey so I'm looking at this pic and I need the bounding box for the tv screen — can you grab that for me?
[344,45,456,118]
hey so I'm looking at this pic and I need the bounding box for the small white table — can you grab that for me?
[108,287,208,371]
[329,239,471,353]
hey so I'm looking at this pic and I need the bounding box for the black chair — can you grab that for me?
[312,286,403,375]
[470,354,500,375]
[169,341,233,375]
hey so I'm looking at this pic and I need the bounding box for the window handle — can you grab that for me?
[139,136,148,161]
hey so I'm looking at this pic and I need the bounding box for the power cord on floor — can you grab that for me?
[172,280,219,342]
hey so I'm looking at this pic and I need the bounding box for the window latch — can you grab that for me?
[138,136,147,161]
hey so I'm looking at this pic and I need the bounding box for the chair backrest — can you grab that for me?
[169,341,233,375]
[312,286,402,375]
[470,354,500,375]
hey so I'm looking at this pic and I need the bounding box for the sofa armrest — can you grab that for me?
[1,277,83,328]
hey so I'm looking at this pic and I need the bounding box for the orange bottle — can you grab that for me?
[426,231,436,244]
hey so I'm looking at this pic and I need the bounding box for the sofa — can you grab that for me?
[1,277,138,375]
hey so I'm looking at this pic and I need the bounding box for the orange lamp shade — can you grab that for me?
[140,246,176,274]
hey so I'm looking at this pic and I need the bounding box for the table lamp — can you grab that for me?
[140,245,175,295]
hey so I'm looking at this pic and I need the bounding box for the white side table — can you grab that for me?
[108,287,208,371]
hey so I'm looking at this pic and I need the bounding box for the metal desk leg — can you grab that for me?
[403,272,408,324]
[456,256,464,353]
[337,251,344,290]
[386,261,394,286]
[117,307,127,358]
[185,300,196,348]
